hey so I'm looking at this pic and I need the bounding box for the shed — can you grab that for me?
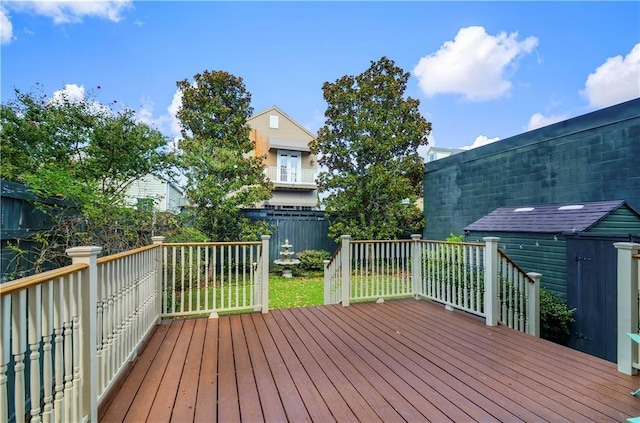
[464,199,640,361]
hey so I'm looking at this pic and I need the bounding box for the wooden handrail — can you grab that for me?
[326,245,342,267]
[0,263,89,297]
[163,241,262,247]
[420,240,485,247]
[97,243,159,265]
[498,250,535,283]
[633,253,640,260]
[351,239,414,244]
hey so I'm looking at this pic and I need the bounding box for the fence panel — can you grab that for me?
[323,246,343,305]
[161,241,265,317]
[1,179,75,282]
[95,244,160,398]
[420,241,485,317]
[243,209,338,265]
[350,240,413,302]
[1,264,89,423]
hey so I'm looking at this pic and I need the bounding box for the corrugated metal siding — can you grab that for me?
[589,206,640,232]
[465,232,567,300]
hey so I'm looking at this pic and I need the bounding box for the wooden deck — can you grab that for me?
[99,299,640,422]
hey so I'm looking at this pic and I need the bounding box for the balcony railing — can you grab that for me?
[324,235,541,337]
[0,235,270,423]
[0,232,548,423]
[264,166,317,189]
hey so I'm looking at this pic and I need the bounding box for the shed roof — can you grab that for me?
[464,200,630,234]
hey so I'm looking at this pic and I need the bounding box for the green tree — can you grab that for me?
[310,57,431,240]
[0,86,178,273]
[1,87,175,202]
[176,70,272,241]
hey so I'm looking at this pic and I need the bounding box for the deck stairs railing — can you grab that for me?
[0,235,270,423]
[324,235,541,337]
[616,242,640,375]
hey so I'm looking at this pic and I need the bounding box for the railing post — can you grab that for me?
[341,235,351,307]
[615,242,640,375]
[483,237,500,326]
[411,234,422,298]
[323,259,331,305]
[151,236,165,319]
[526,272,541,337]
[261,235,271,314]
[66,246,102,423]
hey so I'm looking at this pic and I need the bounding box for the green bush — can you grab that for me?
[296,249,331,272]
[540,288,576,345]
[446,232,465,242]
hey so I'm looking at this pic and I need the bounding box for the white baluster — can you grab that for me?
[1,295,11,423]
[71,272,81,422]
[53,278,65,423]
[28,285,43,422]
[63,278,73,423]
[13,290,27,423]
[41,280,54,423]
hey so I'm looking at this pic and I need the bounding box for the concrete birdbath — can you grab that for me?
[273,239,300,278]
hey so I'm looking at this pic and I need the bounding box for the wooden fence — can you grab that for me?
[1,179,75,282]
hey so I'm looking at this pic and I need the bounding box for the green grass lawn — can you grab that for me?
[269,272,324,309]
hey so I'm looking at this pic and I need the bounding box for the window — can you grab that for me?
[269,115,279,129]
[277,150,301,182]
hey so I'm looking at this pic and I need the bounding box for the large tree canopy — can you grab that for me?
[176,70,272,241]
[0,86,180,273]
[1,87,174,202]
[310,57,431,240]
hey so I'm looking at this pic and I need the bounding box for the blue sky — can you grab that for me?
[2,1,639,154]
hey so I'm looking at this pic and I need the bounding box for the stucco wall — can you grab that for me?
[422,98,640,240]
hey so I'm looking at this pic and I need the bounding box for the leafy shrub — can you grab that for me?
[540,288,576,345]
[296,249,331,272]
[446,232,465,242]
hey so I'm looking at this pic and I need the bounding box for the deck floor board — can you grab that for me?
[100,299,640,422]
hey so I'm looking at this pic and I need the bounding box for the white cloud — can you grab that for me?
[526,112,568,131]
[51,83,86,103]
[167,90,183,140]
[1,7,14,44]
[581,43,640,108]
[134,91,183,147]
[9,0,133,25]
[50,83,112,115]
[460,135,500,150]
[413,26,538,101]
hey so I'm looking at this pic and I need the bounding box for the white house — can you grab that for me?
[124,175,186,213]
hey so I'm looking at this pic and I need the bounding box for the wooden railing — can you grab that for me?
[498,251,540,336]
[95,241,163,399]
[160,236,270,317]
[615,242,640,375]
[350,239,414,302]
[1,247,103,423]
[0,234,271,423]
[324,235,541,336]
[420,240,485,316]
[323,241,343,305]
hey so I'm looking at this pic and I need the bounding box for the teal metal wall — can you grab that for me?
[423,98,640,241]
